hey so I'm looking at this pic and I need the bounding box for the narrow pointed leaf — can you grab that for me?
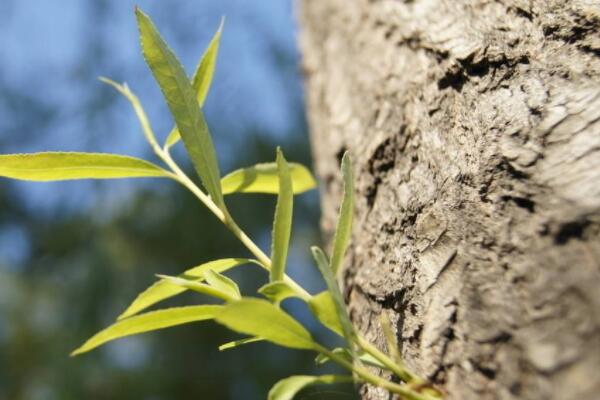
[330,152,354,274]
[164,128,181,152]
[259,281,301,304]
[270,149,293,282]
[215,298,315,350]
[380,311,403,368]
[311,247,358,347]
[315,347,387,369]
[221,162,317,195]
[136,8,224,209]
[268,375,353,400]
[164,19,223,149]
[71,305,221,356]
[308,291,342,336]
[218,336,264,351]
[0,152,170,181]
[359,352,388,369]
[156,274,235,302]
[203,269,241,300]
[315,348,349,365]
[100,77,158,147]
[118,258,252,320]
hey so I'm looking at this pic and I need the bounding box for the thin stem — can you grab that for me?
[100,78,163,156]
[155,132,428,393]
[126,89,311,301]
[158,150,311,301]
[225,218,311,301]
[162,150,226,221]
[314,345,437,400]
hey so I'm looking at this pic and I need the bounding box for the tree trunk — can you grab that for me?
[298,1,600,399]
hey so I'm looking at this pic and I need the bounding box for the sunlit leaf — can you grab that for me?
[259,281,301,304]
[221,162,317,195]
[268,375,353,400]
[203,269,241,300]
[164,19,223,149]
[118,258,253,320]
[0,152,171,181]
[308,291,342,336]
[136,8,225,210]
[270,148,293,282]
[71,305,221,356]
[156,274,235,302]
[218,336,264,351]
[311,247,357,347]
[215,298,315,350]
[330,152,354,274]
[315,348,387,369]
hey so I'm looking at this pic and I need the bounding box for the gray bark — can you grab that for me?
[298,1,600,399]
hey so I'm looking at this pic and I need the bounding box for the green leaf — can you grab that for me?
[268,375,353,400]
[0,152,171,181]
[71,305,221,356]
[156,274,235,302]
[218,336,264,351]
[136,8,225,210]
[330,152,354,274]
[259,281,302,304]
[308,291,342,336]
[311,247,358,347]
[359,352,388,369]
[270,148,293,282]
[315,347,387,369]
[221,162,317,195]
[215,298,315,350]
[164,19,223,149]
[203,269,241,300]
[118,258,252,320]
[314,349,347,365]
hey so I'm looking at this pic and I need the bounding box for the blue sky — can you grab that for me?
[0,0,308,210]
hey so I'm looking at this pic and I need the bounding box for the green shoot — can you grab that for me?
[270,148,294,283]
[0,8,442,400]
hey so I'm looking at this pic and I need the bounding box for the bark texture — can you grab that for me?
[299,1,600,399]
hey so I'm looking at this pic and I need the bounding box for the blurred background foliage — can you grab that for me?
[0,1,356,399]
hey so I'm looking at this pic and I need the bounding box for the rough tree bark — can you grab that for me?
[299,1,600,399]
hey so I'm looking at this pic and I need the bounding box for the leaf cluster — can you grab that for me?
[0,8,441,400]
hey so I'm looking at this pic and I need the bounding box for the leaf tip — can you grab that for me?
[341,150,351,163]
[310,246,322,258]
[217,341,234,351]
[134,6,150,25]
[69,346,84,357]
[275,147,290,170]
[98,76,121,90]
[341,151,353,175]
[116,311,130,321]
